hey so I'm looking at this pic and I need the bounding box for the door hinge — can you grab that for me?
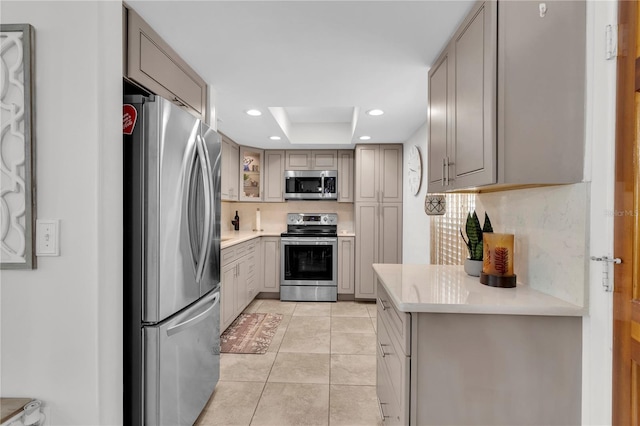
[590,255,622,292]
[605,24,618,60]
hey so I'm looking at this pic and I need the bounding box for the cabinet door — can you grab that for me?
[355,145,380,202]
[312,150,337,170]
[237,253,256,312]
[261,237,280,292]
[338,237,355,294]
[379,203,403,264]
[221,136,239,201]
[379,145,403,203]
[240,147,264,201]
[338,150,354,202]
[498,0,585,185]
[263,150,285,202]
[452,1,496,188]
[285,150,312,170]
[236,259,248,313]
[427,51,452,193]
[126,8,207,120]
[221,262,237,332]
[355,203,379,299]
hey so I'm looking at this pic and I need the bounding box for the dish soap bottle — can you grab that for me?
[232,211,240,231]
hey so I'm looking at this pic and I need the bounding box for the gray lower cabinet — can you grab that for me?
[376,281,582,425]
[337,236,355,295]
[260,237,280,293]
[428,0,586,192]
[263,151,285,202]
[220,238,259,332]
[355,203,402,299]
[124,7,208,121]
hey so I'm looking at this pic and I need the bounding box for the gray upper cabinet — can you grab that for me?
[355,145,403,203]
[428,0,585,192]
[427,51,452,193]
[452,1,496,189]
[428,1,496,191]
[125,7,208,122]
[497,0,585,185]
[312,150,338,169]
[263,150,285,202]
[337,150,354,203]
[221,134,239,201]
[285,150,338,170]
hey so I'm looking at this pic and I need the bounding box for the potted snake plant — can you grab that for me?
[460,211,493,276]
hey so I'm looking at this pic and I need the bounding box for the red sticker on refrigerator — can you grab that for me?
[123,104,137,135]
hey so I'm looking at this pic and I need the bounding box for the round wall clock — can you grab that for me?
[408,145,422,195]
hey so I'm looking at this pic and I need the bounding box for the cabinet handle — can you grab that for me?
[378,298,389,311]
[378,341,391,357]
[378,401,391,420]
[173,96,190,110]
[442,158,446,186]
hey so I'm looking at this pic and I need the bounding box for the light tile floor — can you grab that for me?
[196,300,382,426]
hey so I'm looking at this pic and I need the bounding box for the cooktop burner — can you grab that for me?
[282,213,338,237]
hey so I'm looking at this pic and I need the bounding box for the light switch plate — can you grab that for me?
[36,219,60,256]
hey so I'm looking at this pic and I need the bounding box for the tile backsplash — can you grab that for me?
[222,201,354,234]
[475,183,589,306]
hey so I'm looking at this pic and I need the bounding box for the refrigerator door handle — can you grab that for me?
[194,134,213,284]
[167,292,219,337]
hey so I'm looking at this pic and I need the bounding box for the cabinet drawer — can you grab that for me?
[377,282,410,355]
[234,241,248,258]
[221,247,237,266]
[377,314,409,413]
[376,343,403,425]
[245,239,258,255]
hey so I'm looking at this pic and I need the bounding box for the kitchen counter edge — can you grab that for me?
[221,231,281,249]
[373,264,586,317]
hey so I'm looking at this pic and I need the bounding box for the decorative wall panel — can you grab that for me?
[1,24,35,269]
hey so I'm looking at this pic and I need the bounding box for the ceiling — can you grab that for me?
[127,1,474,149]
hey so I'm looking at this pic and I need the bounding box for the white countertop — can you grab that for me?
[221,230,355,249]
[372,264,585,317]
[221,231,281,249]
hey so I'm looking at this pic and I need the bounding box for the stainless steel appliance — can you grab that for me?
[280,213,338,301]
[284,170,337,200]
[123,94,221,425]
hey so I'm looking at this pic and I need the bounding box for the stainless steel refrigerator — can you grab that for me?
[123,94,221,425]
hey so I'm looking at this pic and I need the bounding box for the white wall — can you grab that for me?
[402,122,430,264]
[0,2,123,425]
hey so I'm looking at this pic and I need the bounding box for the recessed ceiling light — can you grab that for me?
[270,136,281,140]
[359,136,371,141]
[246,109,262,116]
[367,109,384,116]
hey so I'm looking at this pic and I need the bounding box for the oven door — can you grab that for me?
[280,237,337,286]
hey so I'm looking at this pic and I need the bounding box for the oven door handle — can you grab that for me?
[280,237,338,244]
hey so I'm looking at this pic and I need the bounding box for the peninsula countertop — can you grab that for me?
[372,264,585,317]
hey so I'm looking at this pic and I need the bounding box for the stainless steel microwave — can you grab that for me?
[284,170,338,200]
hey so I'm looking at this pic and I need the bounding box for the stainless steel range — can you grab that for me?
[280,213,338,302]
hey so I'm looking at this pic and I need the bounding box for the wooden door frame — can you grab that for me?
[613,0,640,424]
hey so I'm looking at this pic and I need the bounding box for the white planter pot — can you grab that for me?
[464,258,483,277]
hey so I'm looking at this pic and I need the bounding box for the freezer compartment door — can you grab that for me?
[144,290,220,426]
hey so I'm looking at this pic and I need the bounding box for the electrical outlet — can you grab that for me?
[36,219,60,256]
